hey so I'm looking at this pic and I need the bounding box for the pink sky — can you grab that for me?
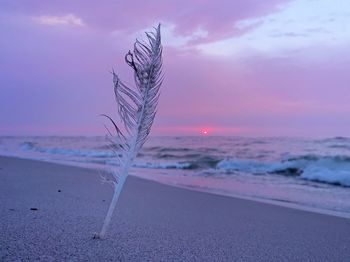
[1,0,350,136]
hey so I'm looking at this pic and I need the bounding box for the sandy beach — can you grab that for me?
[1,156,349,261]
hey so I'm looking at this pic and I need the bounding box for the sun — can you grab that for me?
[201,129,209,135]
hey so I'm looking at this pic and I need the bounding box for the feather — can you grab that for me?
[95,24,163,239]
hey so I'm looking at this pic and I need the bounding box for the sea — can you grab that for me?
[1,136,350,218]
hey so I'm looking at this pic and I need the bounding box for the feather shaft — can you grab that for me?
[96,24,162,239]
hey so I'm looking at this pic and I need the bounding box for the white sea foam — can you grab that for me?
[20,141,115,158]
[300,158,350,186]
[216,155,350,187]
[20,141,37,151]
[43,148,115,158]
[216,159,270,174]
[133,162,192,169]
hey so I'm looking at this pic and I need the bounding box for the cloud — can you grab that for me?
[197,0,350,58]
[0,0,285,44]
[34,14,84,27]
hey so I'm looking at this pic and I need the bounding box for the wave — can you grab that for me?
[44,148,116,158]
[216,159,270,174]
[19,141,116,158]
[95,144,122,150]
[318,136,350,144]
[133,161,193,169]
[327,144,350,150]
[279,155,350,187]
[18,140,350,187]
[325,136,350,141]
[143,146,191,152]
[216,155,350,187]
[20,141,38,151]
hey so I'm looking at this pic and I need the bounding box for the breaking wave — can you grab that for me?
[133,162,193,169]
[216,155,350,187]
[18,140,350,187]
[20,141,115,158]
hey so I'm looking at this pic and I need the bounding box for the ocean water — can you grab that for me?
[1,136,350,217]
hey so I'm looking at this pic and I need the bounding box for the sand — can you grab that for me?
[0,156,350,261]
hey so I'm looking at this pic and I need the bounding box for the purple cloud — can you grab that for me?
[0,0,287,43]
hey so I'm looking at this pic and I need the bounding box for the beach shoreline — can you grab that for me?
[3,153,350,220]
[1,156,350,261]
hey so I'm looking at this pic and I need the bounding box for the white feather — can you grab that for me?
[95,24,163,239]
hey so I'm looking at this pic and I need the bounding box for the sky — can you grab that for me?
[0,0,350,137]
